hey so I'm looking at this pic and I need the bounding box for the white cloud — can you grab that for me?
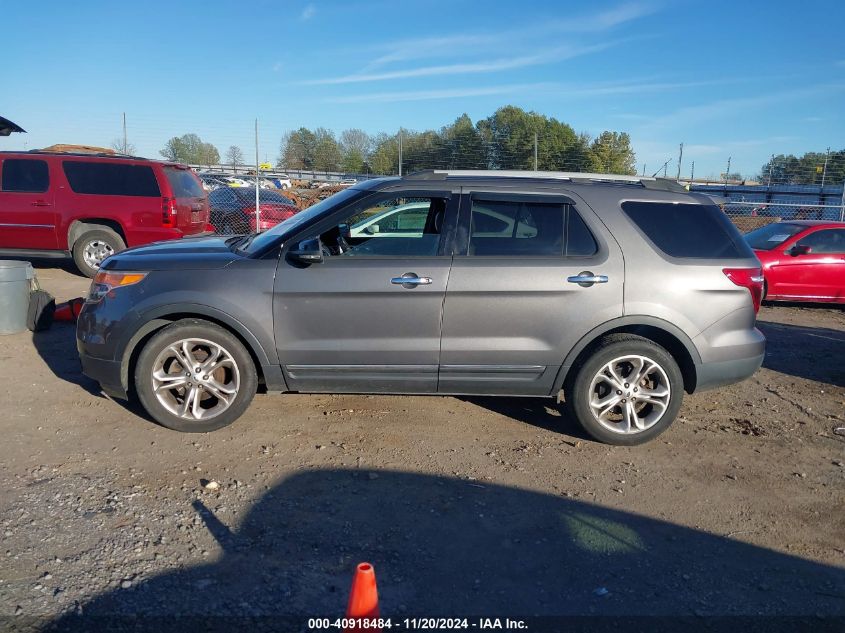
[635,83,845,132]
[300,3,315,20]
[324,83,553,104]
[304,42,617,85]
[325,1,656,76]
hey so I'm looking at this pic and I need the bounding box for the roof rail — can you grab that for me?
[404,169,688,192]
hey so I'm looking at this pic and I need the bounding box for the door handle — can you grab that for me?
[391,272,432,288]
[30,200,51,207]
[567,271,609,287]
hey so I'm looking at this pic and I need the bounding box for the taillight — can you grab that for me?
[161,197,177,227]
[723,267,764,313]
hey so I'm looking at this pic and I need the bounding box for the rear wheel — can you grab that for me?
[134,319,257,432]
[565,335,684,446]
[72,227,126,278]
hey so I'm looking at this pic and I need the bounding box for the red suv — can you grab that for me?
[0,151,210,276]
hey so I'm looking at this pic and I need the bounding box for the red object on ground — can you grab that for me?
[54,297,84,321]
[345,562,380,632]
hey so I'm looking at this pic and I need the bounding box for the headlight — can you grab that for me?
[87,271,148,303]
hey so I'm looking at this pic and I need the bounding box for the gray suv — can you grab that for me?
[77,170,766,445]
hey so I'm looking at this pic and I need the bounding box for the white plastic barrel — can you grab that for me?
[0,261,34,335]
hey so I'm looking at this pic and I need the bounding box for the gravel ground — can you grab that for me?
[0,264,843,631]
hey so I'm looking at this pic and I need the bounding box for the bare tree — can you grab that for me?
[111,138,136,155]
[225,145,245,174]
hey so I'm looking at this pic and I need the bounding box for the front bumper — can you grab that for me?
[78,342,127,399]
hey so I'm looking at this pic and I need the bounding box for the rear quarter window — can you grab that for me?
[62,161,161,197]
[621,201,752,259]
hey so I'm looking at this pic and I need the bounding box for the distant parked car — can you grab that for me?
[744,220,845,303]
[272,176,292,190]
[198,173,231,191]
[208,187,298,233]
[0,150,209,276]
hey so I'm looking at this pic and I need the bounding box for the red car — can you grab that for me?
[744,220,845,304]
[0,150,210,277]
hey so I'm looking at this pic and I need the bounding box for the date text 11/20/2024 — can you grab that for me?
[307,618,528,629]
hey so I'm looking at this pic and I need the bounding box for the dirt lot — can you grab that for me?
[0,264,843,629]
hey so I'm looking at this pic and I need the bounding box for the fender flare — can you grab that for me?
[552,316,702,393]
[116,303,282,393]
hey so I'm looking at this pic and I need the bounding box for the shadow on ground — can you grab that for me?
[461,396,591,440]
[32,323,103,398]
[757,319,845,387]
[49,469,844,632]
[31,322,154,423]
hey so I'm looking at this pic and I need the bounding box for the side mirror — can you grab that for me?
[287,238,323,264]
[338,223,351,240]
[789,244,811,257]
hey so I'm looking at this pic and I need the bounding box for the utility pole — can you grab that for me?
[255,118,260,232]
[122,112,127,154]
[651,159,671,178]
[676,142,684,180]
[821,147,830,187]
[724,157,731,184]
[533,132,538,171]
[641,163,646,176]
[840,178,845,222]
[690,161,695,182]
[766,154,775,187]
[398,129,403,177]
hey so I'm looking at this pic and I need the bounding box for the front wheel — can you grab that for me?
[565,334,684,446]
[134,319,257,432]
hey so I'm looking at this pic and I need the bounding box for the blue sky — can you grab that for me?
[2,0,844,178]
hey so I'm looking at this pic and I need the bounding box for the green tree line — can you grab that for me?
[160,133,220,165]
[759,150,845,185]
[277,106,637,175]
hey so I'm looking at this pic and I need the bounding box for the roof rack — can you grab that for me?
[404,169,688,192]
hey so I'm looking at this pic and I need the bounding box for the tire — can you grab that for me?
[565,334,684,446]
[134,319,258,433]
[72,227,126,278]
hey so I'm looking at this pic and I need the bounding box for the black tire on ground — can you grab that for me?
[71,227,126,278]
[134,319,258,433]
[564,334,684,446]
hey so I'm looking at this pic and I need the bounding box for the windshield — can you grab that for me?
[240,187,363,254]
[743,223,805,250]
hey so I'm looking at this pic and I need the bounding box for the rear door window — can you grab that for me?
[2,159,49,193]
[468,199,597,257]
[163,167,204,198]
[62,161,161,196]
[621,201,752,259]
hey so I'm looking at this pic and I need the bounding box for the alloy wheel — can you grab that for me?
[587,354,671,434]
[150,338,241,421]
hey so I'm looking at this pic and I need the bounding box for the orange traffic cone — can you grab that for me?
[54,297,84,322]
[345,562,380,632]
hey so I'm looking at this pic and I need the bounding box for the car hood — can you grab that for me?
[100,235,242,271]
